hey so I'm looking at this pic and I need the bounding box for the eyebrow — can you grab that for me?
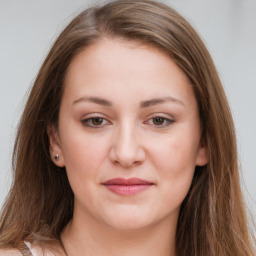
[73,97,112,106]
[140,97,185,108]
[73,96,184,107]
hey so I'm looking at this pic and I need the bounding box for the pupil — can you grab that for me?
[92,118,103,125]
[153,117,164,125]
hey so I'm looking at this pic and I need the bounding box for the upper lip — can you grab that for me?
[102,178,154,185]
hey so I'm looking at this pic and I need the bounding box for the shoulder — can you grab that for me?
[0,249,22,255]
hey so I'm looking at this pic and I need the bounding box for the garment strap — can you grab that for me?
[20,241,34,256]
[20,247,33,256]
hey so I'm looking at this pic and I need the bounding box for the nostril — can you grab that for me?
[109,144,146,168]
[109,128,146,167]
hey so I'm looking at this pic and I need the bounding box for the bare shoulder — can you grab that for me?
[0,248,22,256]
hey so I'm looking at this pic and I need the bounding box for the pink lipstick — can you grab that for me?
[102,178,153,196]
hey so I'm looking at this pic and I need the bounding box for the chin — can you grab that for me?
[102,204,180,233]
[106,217,153,232]
[101,207,160,232]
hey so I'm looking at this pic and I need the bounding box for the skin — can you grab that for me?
[48,38,208,256]
[0,249,23,256]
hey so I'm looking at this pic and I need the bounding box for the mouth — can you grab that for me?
[102,178,154,196]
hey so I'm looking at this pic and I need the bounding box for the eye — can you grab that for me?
[152,117,165,125]
[81,116,111,128]
[145,115,174,128]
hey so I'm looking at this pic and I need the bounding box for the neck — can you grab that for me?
[61,209,177,256]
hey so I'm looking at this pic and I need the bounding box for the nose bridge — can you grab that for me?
[116,120,137,155]
[110,119,144,167]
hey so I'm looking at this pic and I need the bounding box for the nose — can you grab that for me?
[109,123,146,168]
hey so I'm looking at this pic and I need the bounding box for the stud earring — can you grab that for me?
[53,154,59,161]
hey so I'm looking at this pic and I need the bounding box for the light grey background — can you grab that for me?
[0,0,255,222]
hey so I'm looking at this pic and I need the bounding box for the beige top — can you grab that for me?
[22,242,62,256]
[24,242,36,256]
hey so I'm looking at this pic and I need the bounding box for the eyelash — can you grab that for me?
[144,115,174,128]
[81,115,174,128]
[81,116,111,128]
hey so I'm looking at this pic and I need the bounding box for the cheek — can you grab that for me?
[59,131,112,208]
[60,129,110,182]
[148,130,200,201]
[151,135,199,176]
[160,141,195,190]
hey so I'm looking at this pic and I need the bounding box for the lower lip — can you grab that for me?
[103,184,152,196]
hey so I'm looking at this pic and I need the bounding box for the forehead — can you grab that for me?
[63,38,195,106]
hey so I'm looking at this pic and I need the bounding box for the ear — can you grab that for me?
[195,141,209,166]
[47,124,65,167]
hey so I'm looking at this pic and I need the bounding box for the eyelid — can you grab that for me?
[80,113,174,128]
[81,113,112,128]
[144,113,175,128]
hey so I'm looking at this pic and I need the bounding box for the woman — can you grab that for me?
[0,0,255,255]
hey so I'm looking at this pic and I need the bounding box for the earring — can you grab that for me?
[53,154,59,161]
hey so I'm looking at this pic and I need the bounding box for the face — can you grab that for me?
[48,38,208,231]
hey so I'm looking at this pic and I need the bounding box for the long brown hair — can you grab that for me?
[0,0,255,255]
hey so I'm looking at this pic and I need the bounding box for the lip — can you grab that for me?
[102,178,154,196]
